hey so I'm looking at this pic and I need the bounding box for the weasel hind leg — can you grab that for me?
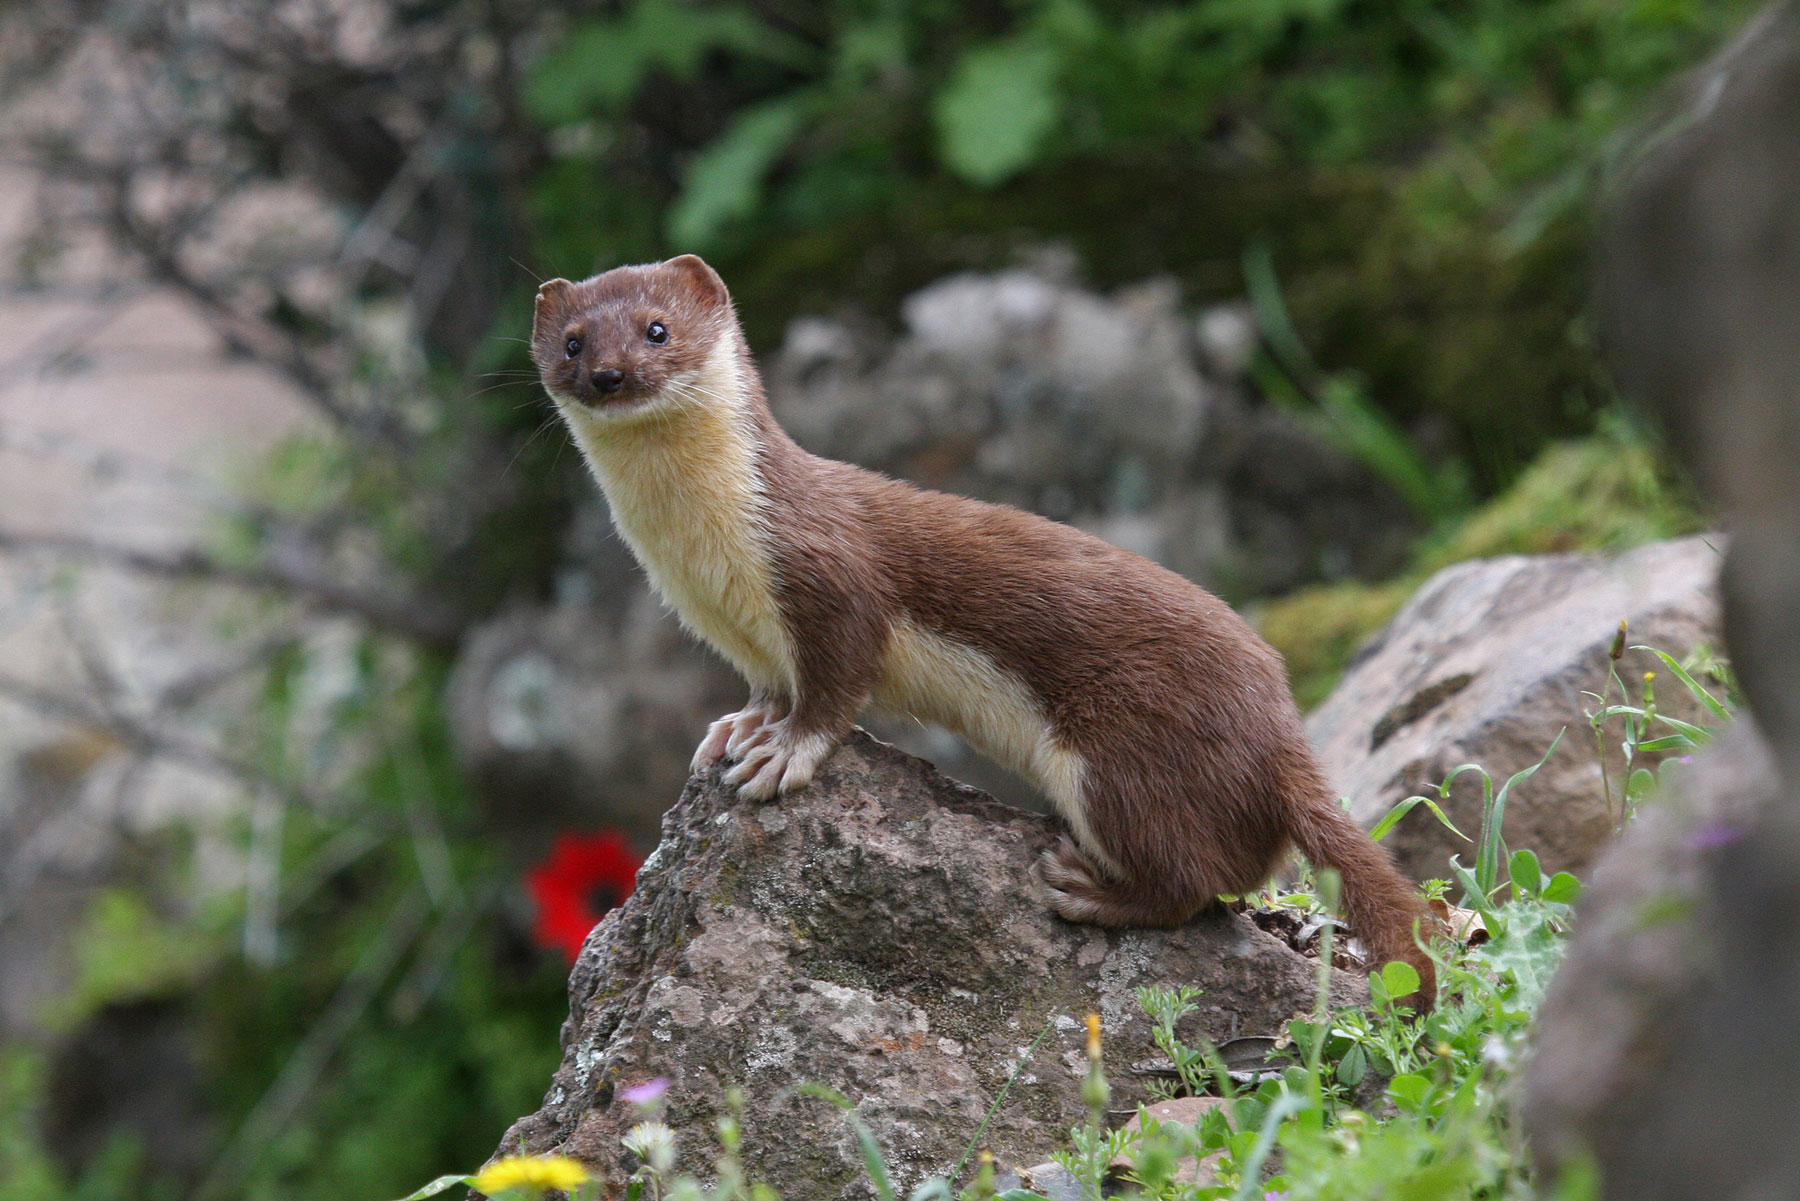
[1038,835,1208,929]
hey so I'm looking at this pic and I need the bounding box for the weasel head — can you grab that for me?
[532,254,740,425]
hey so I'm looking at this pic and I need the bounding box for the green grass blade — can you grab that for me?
[1651,714,1714,744]
[799,1084,897,1201]
[1637,647,1731,722]
[952,1019,1056,1180]
[1370,793,1472,844]
[1449,854,1489,914]
[1478,732,1562,895]
[1228,1093,1308,1201]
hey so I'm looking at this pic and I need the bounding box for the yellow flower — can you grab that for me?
[471,1155,590,1196]
[1084,1012,1102,1062]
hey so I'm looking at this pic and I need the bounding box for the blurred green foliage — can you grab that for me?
[9,643,567,1201]
[1259,415,1706,707]
[523,0,1755,488]
[185,647,568,1201]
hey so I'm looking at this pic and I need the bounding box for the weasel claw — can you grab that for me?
[726,705,778,758]
[693,697,787,773]
[724,726,836,802]
[691,713,738,772]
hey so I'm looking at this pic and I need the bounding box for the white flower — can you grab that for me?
[623,1121,677,1174]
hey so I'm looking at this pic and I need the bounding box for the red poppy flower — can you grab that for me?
[526,830,643,962]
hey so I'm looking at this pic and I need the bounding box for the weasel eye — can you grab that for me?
[646,322,668,345]
[565,337,581,358]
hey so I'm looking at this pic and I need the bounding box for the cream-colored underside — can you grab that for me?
[560,344,1103,865]
[874,618,1112,872]
[561,339,796,691]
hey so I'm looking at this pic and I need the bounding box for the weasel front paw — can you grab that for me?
[691,697,784,772]
[721,722,836,802]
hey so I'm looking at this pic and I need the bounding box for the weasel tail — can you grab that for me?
[531,253,1439,1008]
[1277,748,1438,999]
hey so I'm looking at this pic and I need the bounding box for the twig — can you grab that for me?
[93,164,410,447]
[155,629,304,708]
[0,670,320,811]
[0,526,463,649]
[0,751,147,923]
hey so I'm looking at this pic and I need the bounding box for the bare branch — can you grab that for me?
[0,670,319,810]
[91,165,411,447]
[155,629,304,708]
[0,526,463,649]
[0,417,245,515]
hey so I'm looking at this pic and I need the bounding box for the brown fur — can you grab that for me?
[533,256,1438,1006]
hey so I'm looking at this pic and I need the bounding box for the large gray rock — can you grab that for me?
[766,264,1417,597]
[1523,719,1778,1178]
[774,270,1211,507]
[487,730,1361,1198]
[1309,536,1722,881]
[1525,8,1800,1197]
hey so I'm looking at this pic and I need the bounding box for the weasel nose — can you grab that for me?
[591,368,625,395]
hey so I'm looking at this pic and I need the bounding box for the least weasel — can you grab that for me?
[531,255,1436,1002]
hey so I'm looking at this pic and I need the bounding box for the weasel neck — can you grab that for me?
[563,338,796,690]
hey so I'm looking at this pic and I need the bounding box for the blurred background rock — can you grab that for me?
[0,1,1752,1198]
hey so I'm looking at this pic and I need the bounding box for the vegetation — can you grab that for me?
[0,2,1754,1198]
[0,654,569,1201]
[1257,416,1706,707]
[377,648,1734,1200]
[524,0,1756,487]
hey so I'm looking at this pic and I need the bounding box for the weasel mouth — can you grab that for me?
[571,385,660,416]
[586,387,649,409]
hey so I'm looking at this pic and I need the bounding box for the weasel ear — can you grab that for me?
[663,255,730,308]
[533,278,574,336]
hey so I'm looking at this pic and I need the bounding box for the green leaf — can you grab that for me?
[1542,872,1582,904]
[1387,1073,1431,1111]
[667,98,807,248]
[523,1,811,124]
[388,1176,472,1201]
[1379,959,1422,1000]
[934,39,1062,187]
[1635,735,1693,754]
[523,20,644,122]
[1370,793,1471,844]
[1637,646,1732,722]
[1478,732,1562,895]
[1508,848,1542,898]
[1651,714,1715,745]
